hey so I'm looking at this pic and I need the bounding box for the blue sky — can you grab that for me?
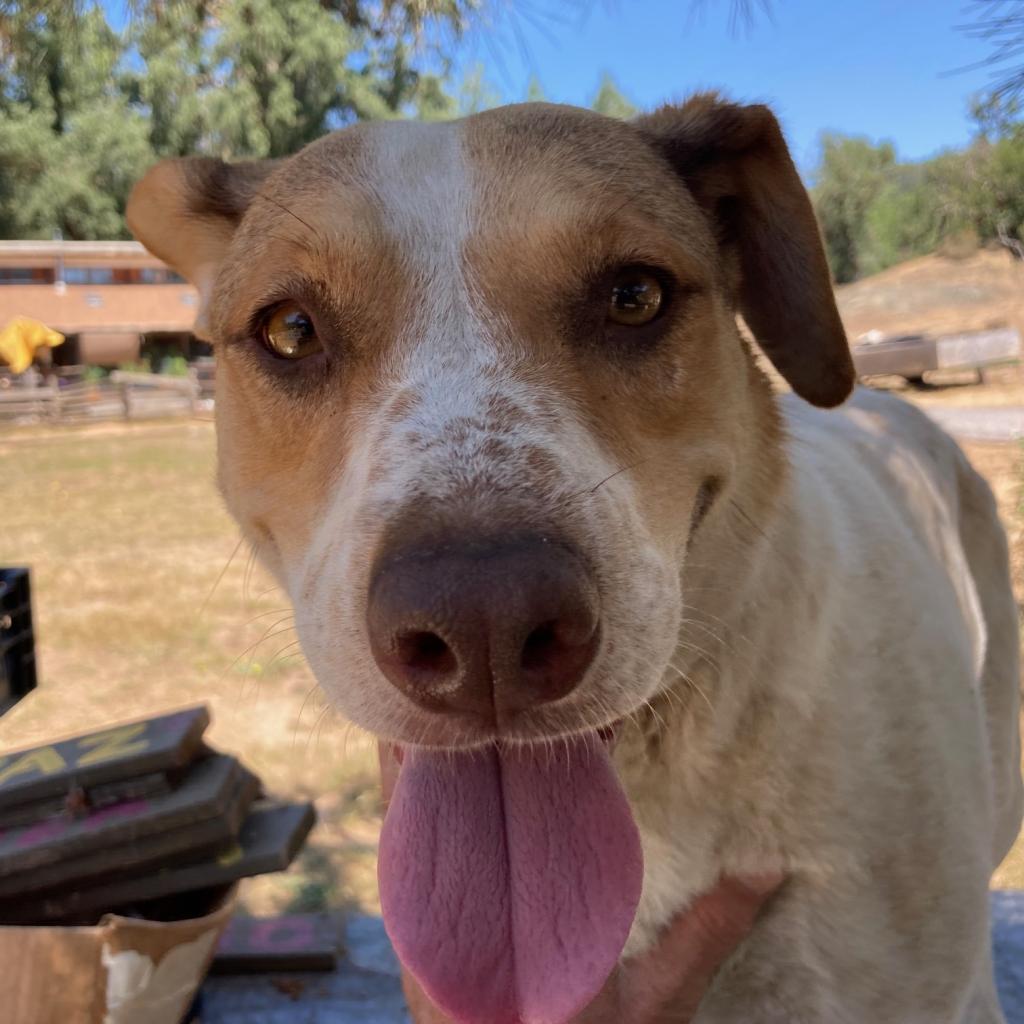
[453,0,1002,171]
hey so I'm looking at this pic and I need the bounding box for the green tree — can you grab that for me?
[0,0,482,238]
[124,1,211,158]
[811,134,897,282]
[860,169,949,276]
[525,75,547,103]
[809,95,1024,280]
[0,4,152,238]
[457,63,501,116]
[590,73,637,119]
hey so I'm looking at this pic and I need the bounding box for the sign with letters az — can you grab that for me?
[0,706,209,828]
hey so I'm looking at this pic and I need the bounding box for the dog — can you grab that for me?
[128,94,1023,1023]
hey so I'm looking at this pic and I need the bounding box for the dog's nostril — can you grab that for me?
[396,630,457,676]
[521,621,559,672]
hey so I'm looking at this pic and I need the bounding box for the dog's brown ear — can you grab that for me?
[127,158,277,339]
[637,94,854,408]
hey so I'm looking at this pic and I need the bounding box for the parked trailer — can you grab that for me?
[852,327,1021,382]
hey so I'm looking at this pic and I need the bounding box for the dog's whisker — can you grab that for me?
[223,618,297,693]
[264,638,304,675]
[238,606,295,628]
[241,542,260,609]
[197,535,244,622]
[663,662,715,714]
[294,684,323,752]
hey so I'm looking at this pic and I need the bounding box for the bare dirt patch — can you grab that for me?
[836,248,1024,343]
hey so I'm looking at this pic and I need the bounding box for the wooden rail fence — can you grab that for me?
[0,363,214,427]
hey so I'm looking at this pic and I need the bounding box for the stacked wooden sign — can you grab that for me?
[0,706,315,926]
[0,568,37,716]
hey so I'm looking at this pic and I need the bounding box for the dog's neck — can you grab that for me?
[670,339,788,689]
[615,341,789,734]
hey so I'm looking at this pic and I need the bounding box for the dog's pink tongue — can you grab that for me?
[378,735,643,1024]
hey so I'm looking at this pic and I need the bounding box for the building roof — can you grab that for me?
[0,240,165,270]
[0,283,199,334]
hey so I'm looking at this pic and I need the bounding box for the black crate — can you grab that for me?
[0,568,38,715]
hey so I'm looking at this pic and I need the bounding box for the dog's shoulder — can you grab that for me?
[779,386,967,514]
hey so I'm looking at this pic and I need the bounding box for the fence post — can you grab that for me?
[48,377,60,423]
[187,366,199,416]
[120,379,133,421]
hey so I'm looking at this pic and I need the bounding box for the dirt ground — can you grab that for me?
[836,248,1024,343]
[0,420,382,916]
[1,394,1023,912]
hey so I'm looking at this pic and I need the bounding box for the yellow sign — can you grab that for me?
[0,747,67,787]
[0,316,65,374]
[78,723,149,766]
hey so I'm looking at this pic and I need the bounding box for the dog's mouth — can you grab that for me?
[379,724,643,1024]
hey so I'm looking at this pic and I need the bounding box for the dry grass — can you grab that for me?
[1,416,1021,911]
[0,419,382,916]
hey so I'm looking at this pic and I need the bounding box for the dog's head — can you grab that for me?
[129,96,851,751]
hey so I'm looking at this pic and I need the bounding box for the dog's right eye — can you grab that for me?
[261,303,322,360]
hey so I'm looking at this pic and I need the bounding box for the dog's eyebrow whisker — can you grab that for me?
[726,497,803,592]
[570,458,650,501]
[265,231,305,248]
[252,188,323,241]
[600,190,644,228]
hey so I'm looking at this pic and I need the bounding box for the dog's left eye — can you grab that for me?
[262,303,322,360]
[608,270,664,326]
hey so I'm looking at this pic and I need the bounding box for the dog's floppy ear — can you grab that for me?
[127,158,278,339]
[637,94,854,408]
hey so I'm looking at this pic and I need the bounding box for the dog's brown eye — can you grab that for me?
[608,271,663,326]
[262,303,321,359]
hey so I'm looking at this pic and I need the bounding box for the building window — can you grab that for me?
[137,267,187,284]
[64,268,115,285]
[0,268,54,284]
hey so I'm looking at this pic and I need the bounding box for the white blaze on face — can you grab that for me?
[289,119,682,741]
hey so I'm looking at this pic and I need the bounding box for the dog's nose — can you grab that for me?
[367,535,601,722]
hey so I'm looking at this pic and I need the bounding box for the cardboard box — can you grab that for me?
[0,885,235,1024]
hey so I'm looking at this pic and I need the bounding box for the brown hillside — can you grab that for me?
[835,248,1024,342]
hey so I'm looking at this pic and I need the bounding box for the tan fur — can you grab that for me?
[128,95,1022,1022]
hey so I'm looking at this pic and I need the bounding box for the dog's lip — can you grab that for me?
[389,719,624,766]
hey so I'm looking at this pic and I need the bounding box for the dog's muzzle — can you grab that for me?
[366,532,601,726]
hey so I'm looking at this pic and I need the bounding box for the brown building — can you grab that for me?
[0,240,204,366]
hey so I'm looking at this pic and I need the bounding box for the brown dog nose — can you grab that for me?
[367,535,600,722]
